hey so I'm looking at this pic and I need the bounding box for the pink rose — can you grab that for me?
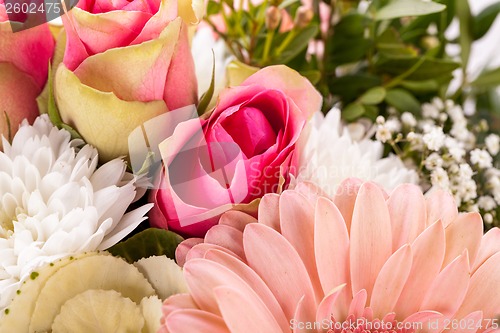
[149,65,322,237]
[55,0,204,161]
[0,0,54,148]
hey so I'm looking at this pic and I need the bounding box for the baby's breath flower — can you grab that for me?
[485,134,500,156]
[423,126,446,151]
[470,149,493,169]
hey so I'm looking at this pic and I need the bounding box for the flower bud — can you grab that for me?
[294,6,313,28]
[265,6,281,30]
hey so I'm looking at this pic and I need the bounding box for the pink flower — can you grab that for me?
[149,65,322,237]
[0,1,54,148]
[161,179,500,333]
[54,0,203,161]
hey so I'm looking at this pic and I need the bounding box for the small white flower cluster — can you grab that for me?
[375,98,500,227]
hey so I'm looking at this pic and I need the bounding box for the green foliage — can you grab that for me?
[205,0,500,123]
[108,229,184,264]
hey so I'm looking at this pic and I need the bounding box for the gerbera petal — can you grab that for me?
[258,193,281,232]
[396,220,445,319]
[314,197,351,318]
[370,244,413,318]
[387,184,427,250]
[472,228,500,273]
[215,286,286,333]
[279,190,321,300]
[243,223,316,321]
[455,252,500,321]
[332,178,363,232]
[350,182,392,302]
[175,238,204,267]
[419,250,470,317]
[443,212,483,268]
[203,249,290,331]
[205,225,245,260]
[426,189,458,227]
[165,309,229,333]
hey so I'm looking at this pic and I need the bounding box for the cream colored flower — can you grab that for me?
[0,115,152,310]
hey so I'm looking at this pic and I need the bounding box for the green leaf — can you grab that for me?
[385,89,421,113]
[108,228,184,264]
[376,56,459,80]
[47,64,63,127]
[278,0,300,9]
[470,67,500,89]
[343,102,366,121]
[328,13,372,67]
[473,2,500,40]
[197,50,216,116]
[206,0,221,16]
[456,0,473,70]
[400,79,440,93]
[300,70,322,85]
[359,86,387,105]
[274,25,319,64]
[375,0,446,21]
[47,64,82,140]
[329,74,382,103]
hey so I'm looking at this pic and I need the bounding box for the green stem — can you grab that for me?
[262,30,275,65]
[276,29,297,55]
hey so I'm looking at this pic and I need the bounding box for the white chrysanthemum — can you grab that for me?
[298,109,419,197]
[0,115,152,310]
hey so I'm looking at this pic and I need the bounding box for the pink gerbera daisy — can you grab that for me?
[160,179,500,333]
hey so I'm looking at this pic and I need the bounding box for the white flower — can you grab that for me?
[430,167,450,190]
[401,112,417,127]
[375,125,393,143]
[478,196,497,211]
[422,103,440,119]
[484,213,494,224]
[423,126,446,151]
[470,148,493,169]
[298,109,419,197]
[424,152,443,170]
[485,134,500,156]
[0,116,152,311]
[385,118,402,133]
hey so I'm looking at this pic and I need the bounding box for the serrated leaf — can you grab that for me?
[375,0,446,21]
[385,89,421,113]
[343,102,366,121]
[108,229,184,263]
[471,67,500,89]
[359,86,387,105]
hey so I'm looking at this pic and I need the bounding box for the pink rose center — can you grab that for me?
[221,106,277,158]
[79,0,156,14]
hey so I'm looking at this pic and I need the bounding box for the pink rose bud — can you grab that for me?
[265,6,281,30]
[54,0,204,161]
[0,0,54,149]
[148,65,322,237]
[295,6,314,28]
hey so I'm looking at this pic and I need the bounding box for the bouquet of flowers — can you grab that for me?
[1,0,499,331]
